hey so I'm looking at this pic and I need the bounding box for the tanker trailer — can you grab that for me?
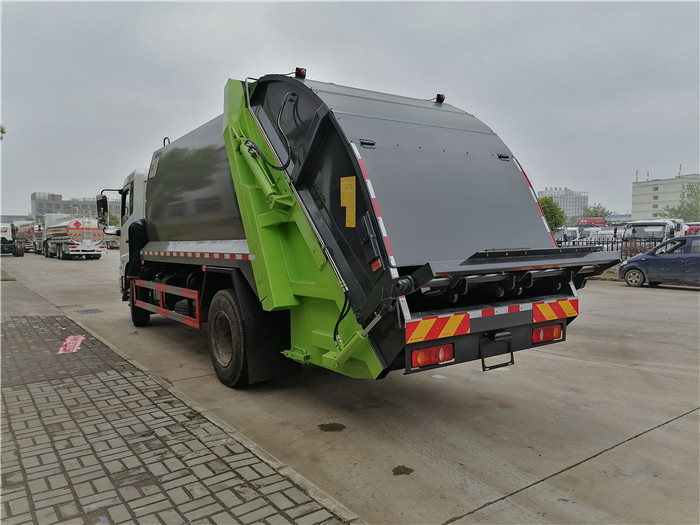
[43,215,105,260]
[98,69,620,387]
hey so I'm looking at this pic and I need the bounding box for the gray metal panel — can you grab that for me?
[298,80,553,267]
[331,113,553,266]
[141,240,252,269]
[146,114,245,242]
[143,240,250,255]
[304,80,492,134]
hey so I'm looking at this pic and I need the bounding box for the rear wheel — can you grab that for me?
[207,289,248,388]
[13,246,24,257]
[624,268,645,287]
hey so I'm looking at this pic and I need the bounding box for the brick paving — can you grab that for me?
[1,315,359,525]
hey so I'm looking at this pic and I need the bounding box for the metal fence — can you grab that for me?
[556,239,661,261]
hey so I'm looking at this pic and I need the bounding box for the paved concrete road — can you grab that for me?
[2,252,699,524]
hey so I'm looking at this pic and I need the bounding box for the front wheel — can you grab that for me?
[624,268,645,287]
[207,289,248,388]
[130,281,151,327]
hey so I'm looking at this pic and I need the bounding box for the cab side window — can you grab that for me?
[690,240,700,254]
[121,183,134,226]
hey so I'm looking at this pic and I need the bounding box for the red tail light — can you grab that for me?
[532,324,563,344]
[411,343,454,368]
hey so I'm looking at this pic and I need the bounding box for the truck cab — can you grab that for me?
[99,170,148,299]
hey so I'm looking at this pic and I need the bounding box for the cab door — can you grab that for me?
[683,238,700,285]
[645,239,687,283]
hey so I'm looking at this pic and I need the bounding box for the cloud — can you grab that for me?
[2,1,698,217]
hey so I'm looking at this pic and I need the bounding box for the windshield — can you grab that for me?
[625,225,665,240]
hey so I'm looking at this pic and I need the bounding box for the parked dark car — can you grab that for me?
[619,235,700,287]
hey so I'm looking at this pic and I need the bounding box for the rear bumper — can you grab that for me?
[403,295,576,374]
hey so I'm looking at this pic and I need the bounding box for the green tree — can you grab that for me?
[580,203,613,217]
[661,183,700,222]
[0,124,6,140]
[108,212,120,227]
[538,197,566,231]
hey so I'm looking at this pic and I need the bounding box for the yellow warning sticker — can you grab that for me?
[345,206,356,227]
[340,177,356,206]
[340,177,356,227]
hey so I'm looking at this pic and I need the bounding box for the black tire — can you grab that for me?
[13,246,24,257]
[207,289,249,388]
[624,268,645,287]
[130,282,151,327]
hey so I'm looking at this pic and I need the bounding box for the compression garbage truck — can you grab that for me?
[98,69,620,387]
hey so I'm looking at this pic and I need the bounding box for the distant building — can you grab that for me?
[631,174,700,220]
[31,192,120,220]
[537,187,589,218]
[0,214,32,223]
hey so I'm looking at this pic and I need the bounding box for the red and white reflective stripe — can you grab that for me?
[406,302,535,344]
[351,142,398,279]
[513,158,556,247]
[468,303,532,319]
[141,250,255,261]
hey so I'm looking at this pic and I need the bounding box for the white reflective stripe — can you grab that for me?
[365,179,376,199]
[398,296,412,321]
[541,216,552,233]
[376,217,388,237]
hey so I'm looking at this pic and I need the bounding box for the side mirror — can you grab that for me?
[96,195,109,228]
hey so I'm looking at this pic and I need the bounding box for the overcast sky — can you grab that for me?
[1,1,698,217]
